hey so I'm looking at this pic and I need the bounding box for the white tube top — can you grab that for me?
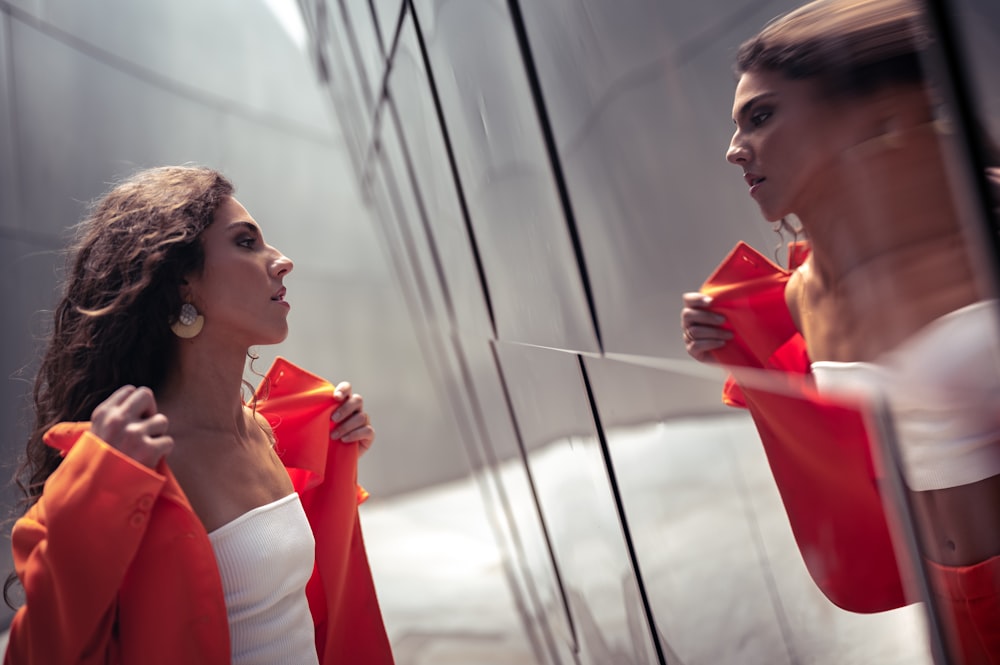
[208,492,319,665]
[811,300,1000,491]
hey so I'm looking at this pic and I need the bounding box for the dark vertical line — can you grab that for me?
[334,0,376,112]
[386,99,458,328]
[450,335,562,664]
[576,356,665,665]
[373,133,437,322]
[868,399,952,665]
[406,0,498,339]
[491,341,580,659]
[921,0,1000,293]
[365,0,387,54]
[505,0,603,352]
[368,0,406,104]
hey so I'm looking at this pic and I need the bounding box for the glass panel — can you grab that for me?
[338,0,386,108]
[517,0,802,357]
[584,355,932,664]
[495,342,659,664]
[387,16,493,339]
[370,0,402,52]
[318,0,374,168]
[411,0,600,352]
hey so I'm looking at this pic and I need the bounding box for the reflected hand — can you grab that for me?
[90,385,174,469]
[681,292,732,363]
[330,382,375,455]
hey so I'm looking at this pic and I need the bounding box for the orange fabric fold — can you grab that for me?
[255,357,392,664]
[701,242,906,613]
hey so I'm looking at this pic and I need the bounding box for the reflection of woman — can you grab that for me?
[3,167,394,664]
[681,0,1000,661]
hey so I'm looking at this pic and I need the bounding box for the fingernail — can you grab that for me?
[703,296,713,305]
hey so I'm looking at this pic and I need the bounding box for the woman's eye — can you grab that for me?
[751,110,772,127]
[237,236,256,248]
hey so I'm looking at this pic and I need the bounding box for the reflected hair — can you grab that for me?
[736,0,929,99]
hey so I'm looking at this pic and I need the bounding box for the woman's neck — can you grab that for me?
[157,340,252,438]
[796,120,964,289]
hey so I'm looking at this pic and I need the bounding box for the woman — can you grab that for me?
[3,166,394,664]
[681,0,1000,662]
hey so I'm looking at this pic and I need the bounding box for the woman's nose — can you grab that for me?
[726,135,749,165]
[272,251,294,277]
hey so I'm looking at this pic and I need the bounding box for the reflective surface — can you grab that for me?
[9,0,1000,661]
[412,0,601,352]
[302,0,1000,662]
[495,343,657,664]
[306,1,1000,663]
[517,0,801,357]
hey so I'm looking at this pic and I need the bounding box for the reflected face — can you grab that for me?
[187,196,294,347]
[726,69,862,222]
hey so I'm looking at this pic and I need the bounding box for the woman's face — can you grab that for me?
[726,69,869,221]
[186,196,294,347]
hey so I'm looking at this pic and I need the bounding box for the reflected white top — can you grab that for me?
[208,492,319,665]
[811,300,1000,491]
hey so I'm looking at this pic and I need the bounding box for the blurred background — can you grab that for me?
[2,0,999,663]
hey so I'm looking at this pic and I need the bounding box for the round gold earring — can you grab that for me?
[171,303,204,339]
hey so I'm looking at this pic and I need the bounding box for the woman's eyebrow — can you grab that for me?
[734,92,777,124]
[227,220,261,235]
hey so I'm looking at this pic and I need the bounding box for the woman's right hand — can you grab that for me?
[680,292,732,363]
[90,385,174,469]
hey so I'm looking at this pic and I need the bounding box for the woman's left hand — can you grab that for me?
[330,382,375,454]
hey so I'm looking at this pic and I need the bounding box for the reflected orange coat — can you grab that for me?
[4,357,394,665]
[701,242,906,613]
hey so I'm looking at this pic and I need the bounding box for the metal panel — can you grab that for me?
[338,0,386,106]
[583,355,934,665]
[386,16,493,339]
[495,342,658,664]
[459,335,577,665]
[8,0,331,132]
[10,16,225,236]
[515,0,803,358]
[0,9,19,230]
[370,0,402,52]
[316,0,374,170]
[411,0,600,352]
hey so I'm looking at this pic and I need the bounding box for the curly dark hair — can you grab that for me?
[4,166,234,607]
[13,165,233,508]
[735,0,928,99]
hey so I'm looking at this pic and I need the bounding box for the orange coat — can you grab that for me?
[5,357,394,665]
[701,242,906,613]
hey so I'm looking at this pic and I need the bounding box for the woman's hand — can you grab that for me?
[90,385,174,469]
[681,292,733,363]
[330,382,375,455]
